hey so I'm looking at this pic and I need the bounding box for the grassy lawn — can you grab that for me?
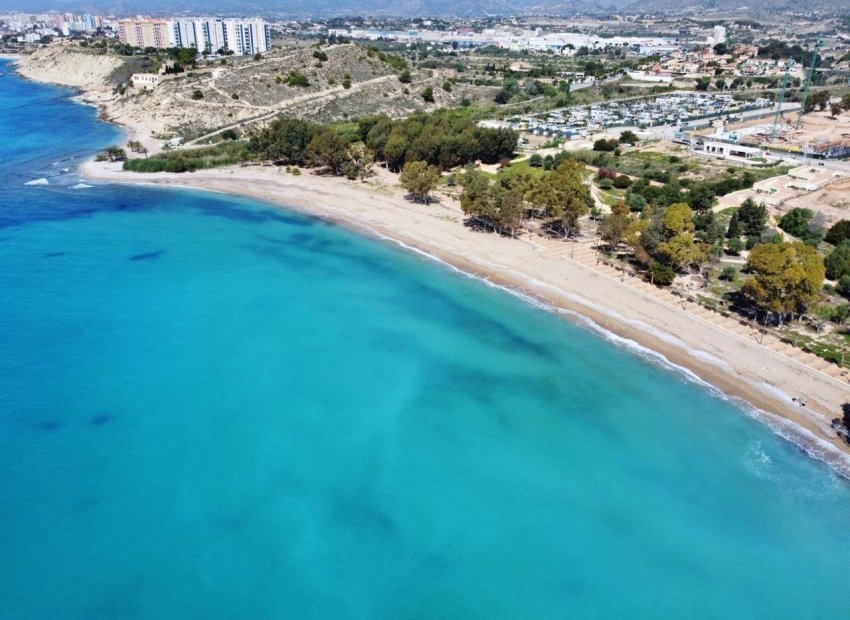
[506,158,546,178]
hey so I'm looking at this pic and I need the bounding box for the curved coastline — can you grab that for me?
[78,157,850,476]
[15,46,847,474]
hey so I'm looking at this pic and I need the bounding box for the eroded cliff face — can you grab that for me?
[16,45,124,90]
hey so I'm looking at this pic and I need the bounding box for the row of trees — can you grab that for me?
[459,159,593,238]
[249,112,519,177]
[248,117,371,179]
[355,111,518,172]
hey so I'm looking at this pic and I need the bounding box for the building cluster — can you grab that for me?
[1,12,107,43]
[325,26,676,57]
[0,12,269,57]
[506,93,774,139]
[118,17,270,56]
[630,44,801,84]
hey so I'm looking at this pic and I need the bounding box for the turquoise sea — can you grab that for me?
[1,59,849,619]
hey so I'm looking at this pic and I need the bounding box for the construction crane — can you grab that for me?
[769,68,790,141]
[796,40,821,130]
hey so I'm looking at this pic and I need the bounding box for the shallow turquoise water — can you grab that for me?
[1,59,849,619]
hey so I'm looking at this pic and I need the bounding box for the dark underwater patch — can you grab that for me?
[42,251,65,258]
[31,420,64,431]
[90,413,114,427]
[129,250,164,261]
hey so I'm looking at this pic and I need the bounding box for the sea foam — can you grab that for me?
[24,177,48,186]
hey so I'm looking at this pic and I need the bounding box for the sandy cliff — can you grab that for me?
[16,45,124,90]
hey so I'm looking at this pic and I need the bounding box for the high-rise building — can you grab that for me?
[713,25,727,44]
[168,17,269,56]
[118,18,169,48]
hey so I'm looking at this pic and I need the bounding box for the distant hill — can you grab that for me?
[1,0,846,16]
[625,0,849,13]
[0,0,636,18]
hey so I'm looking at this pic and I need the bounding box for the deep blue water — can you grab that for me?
[1,59,850,619]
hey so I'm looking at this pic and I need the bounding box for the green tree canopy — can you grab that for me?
[663,202,695,238]
[825,241,850,281]
[400,161,441,203]
[742,241,825,317]
[536,159,592,237]
[737,198,768,237]
[305,128,350,176]
[826,220,850,246]
[249,117,316,165]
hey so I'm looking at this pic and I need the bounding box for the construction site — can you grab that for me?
[724,108,850,160]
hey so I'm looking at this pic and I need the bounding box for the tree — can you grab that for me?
[838,275,850,299]
[826,220,850,246]
[459,169,525,236]
[618,130,639,145]
[657,232,705,271]
[726,237,744,255]
[737,197,768,237]
[593,138,618,152]
[687,183,716,211]
[779,207,814,238]
[343,145,374,181]
[693,209,724,244]
[831,103,842,118]
[779,207,823,245]
[695,77,711,91]
[383,130,409,172]
[742,241,825,318]
[305,128,350,175]
[627,192,647,212]
[98,146,127,162]
[249,117,315,165]
[663,203,695,237]
[398,69,412,84]
[421,86,435,103]
[600,202,631,249]
[253,52,262,61]
[613,175,631,189]
[726,211,742,239]
[650,262,676,286]
[535,159,592,237]
[825,241,850,281]
[191,89,204,100]
[529,154,543,168]
[400,161,440,203]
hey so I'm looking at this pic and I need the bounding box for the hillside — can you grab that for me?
[17,43,493,143]
[16,45,126,90]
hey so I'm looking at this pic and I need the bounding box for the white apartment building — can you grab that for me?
[169,17,269,56]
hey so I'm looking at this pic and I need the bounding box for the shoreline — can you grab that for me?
[80,158,850,475]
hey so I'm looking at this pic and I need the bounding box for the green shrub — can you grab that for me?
[123,142,247,173]
[650,262,676,286]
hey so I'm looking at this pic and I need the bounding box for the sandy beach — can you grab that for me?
[80,158,850,472]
